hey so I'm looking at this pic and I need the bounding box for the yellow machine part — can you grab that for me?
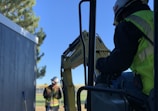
[61,31,110,111]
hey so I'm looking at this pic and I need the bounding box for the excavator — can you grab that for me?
[61,30,133,111]
[60,30,110,111]
[60,0,158,111]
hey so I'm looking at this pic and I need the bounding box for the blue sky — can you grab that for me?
[34,0,153,85]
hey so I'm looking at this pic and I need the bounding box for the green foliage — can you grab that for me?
[36,66,46,79]
[0,0,46,79]
[0,0,38,33]
[36,94,45,106]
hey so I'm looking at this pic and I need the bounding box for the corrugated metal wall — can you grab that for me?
[0,15,36,111]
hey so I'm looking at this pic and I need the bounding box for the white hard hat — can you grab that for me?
[113,0,148,25]
[51,76,59,84]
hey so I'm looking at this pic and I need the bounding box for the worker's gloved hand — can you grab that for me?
[96,57,110,85]
[95,57,122,85]
[95,74,112,85]
[96,57,107,73]
[95,74,106,84]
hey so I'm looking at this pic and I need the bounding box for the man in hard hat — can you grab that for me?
[43,76,62,111]
[96,0,153,110]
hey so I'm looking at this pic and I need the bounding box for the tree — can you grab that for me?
[0,0,46,78]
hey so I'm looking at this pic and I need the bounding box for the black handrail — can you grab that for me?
[77,86,130,111]
[78,0,96,111]
[79,0,89,87]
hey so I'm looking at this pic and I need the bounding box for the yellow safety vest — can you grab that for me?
[45,98,59,107]
[50,97,59,107]
[45,87,60,106]
[125,10,154,95]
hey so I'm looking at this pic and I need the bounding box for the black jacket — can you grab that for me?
[96,4,151,75]
[43,84,62,99]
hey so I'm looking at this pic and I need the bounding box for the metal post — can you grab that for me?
[88,0,96,88]
[154,0,158,111]
[87,0,96,111]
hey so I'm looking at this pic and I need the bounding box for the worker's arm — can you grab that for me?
[96,21,142,75]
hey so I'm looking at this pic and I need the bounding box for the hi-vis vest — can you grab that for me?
[45,98,59,107]
[50,97,59,107]
[125,10,154,95]
[45,87,60,107]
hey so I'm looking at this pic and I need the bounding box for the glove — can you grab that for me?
[96,58,107,73]
[96,58,110,85]
[95,74,112,85]
[96,57,122,85]
[95,74,106,84]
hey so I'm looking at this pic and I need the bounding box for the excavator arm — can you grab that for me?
[60,30,110,111]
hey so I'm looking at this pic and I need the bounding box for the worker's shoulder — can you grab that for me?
[53,85,61,89]
[117,20,132,28]
[44,84,52,89]
[116,20,139,33]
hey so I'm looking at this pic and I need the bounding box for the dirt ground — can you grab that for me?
[35,106,45,111]
[36,106,64,111]
[36,105,86,111]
